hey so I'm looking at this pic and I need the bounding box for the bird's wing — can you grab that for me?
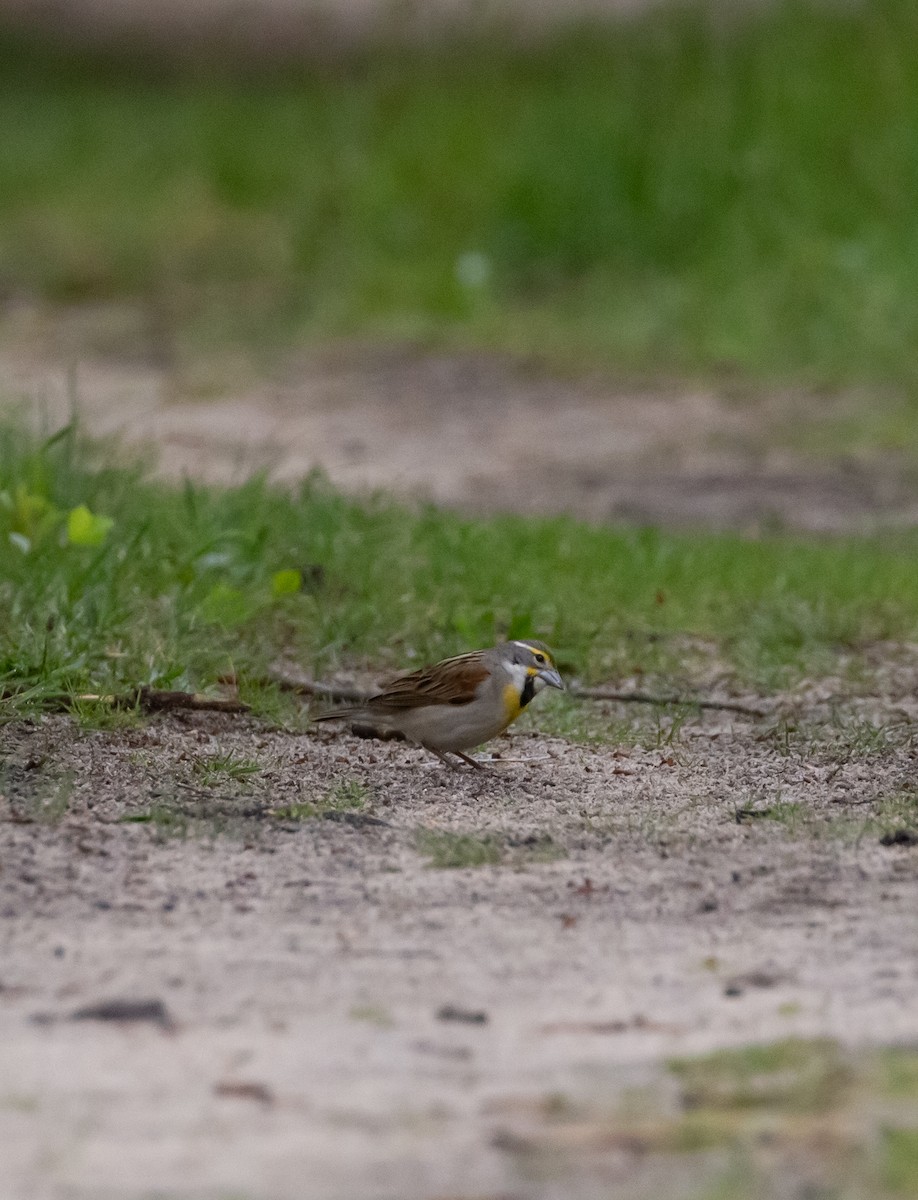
[371,651,490,709]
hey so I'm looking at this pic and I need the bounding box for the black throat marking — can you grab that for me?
[520,674,537,709]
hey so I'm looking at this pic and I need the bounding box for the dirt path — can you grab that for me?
[2,697,917,1199]
[8,337,918,532]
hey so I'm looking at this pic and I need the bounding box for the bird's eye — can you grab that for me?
[534,653,545,664]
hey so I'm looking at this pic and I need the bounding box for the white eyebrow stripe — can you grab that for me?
[513,640,549,662]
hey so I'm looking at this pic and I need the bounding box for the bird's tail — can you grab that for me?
[312,707,367,723]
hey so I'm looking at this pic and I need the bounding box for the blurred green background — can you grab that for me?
[1,0,917,399]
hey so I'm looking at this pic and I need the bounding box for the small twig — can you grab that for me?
[134,687,249,714]
[266,665,769,718]
[1,687,248,715]
[3,673,766,720]
[420,754,552,770]
[571,687,768,718]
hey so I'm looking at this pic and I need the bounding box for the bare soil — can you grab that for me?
[2,692,918,1200]
[5,329,918,1198]
[8,332,918,532]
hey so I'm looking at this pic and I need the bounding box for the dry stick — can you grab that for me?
[572,687,769,718]
[134,687,249,714]
[267,666,769,718]
[1,688,249,715]
[3,676,765,720]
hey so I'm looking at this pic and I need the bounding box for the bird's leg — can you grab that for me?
[452,750,489,771]
[412,741,487,771]
[422,745,463,770]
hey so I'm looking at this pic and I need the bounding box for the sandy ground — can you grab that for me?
[2,690,918,1200]
[4,323,918,1197]
[7,330,918,533]
[0,0,911,1190]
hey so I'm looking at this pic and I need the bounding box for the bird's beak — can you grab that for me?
[540,666,565,690]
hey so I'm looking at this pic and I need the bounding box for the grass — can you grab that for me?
[769,713,918,760]
[882,1129,918,1195]
[853,791,918,845]
[733,797,808,831]
[192,752,262,785]
[271,778,370,820]
[119,775,370,835]
[879,1047,918,1100]
[416,830,503,869]
[120,801,190,838]
[416,827,565,868]
[5,418,918,720]
[496,1039,918,1199]
[728,785,918,846]
[538,693,701,747]
[668,1038,849,1115]
[3,0,918,416]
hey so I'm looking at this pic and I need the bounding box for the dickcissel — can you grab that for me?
[314,640,564,768]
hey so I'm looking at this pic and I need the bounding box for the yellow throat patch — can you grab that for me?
[502,666,540,725]
[502,682,523,723]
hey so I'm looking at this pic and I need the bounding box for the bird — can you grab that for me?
[313,640,564,768]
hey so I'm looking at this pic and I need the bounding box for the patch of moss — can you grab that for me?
[668,1038,849,1115]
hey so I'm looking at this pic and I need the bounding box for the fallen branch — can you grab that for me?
[1,687,249,715]
[134,687,249,714]
[571,687,768,718]
[267,665,768,719]
[3,673,766,721]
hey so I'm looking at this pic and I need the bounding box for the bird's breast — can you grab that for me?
[502,682,524,723]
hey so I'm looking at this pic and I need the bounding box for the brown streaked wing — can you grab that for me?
[369,651,490,710]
